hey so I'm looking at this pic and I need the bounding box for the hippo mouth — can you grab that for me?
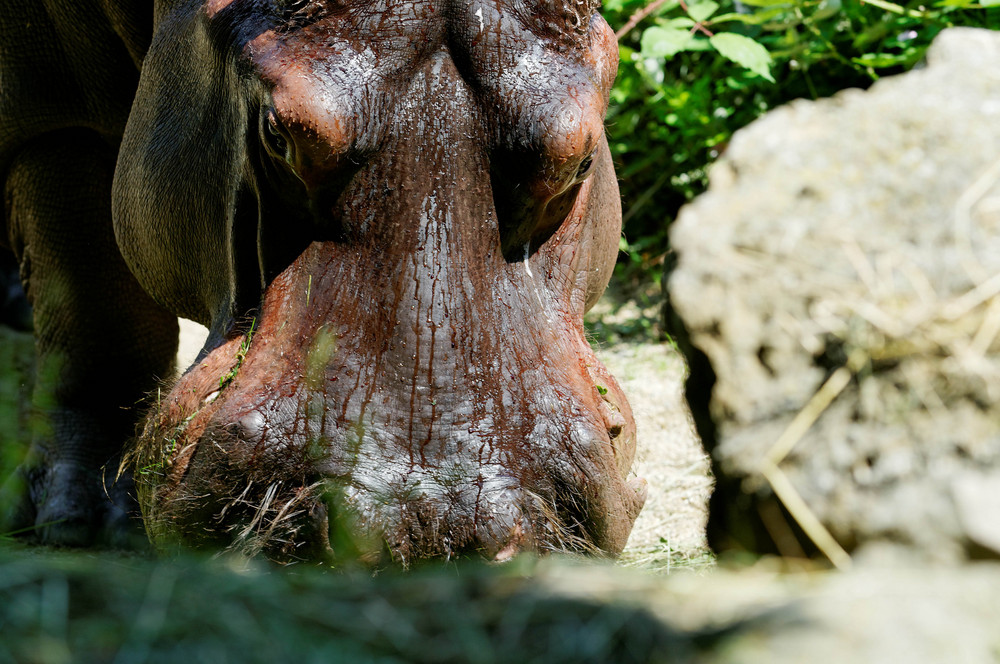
[134,237,645,565]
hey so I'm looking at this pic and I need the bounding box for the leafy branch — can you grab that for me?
[616,0,672,39]
[598,0,997,330]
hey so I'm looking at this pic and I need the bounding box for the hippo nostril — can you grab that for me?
[598,392,626,439]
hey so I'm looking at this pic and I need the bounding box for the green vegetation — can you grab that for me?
[0,328,35,532]
[598,0,999,339]
[0,548,692,663]
[217,317,256,390]
[136,437,176,478]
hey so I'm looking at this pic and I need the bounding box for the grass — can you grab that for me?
[0,544,709,664]
[216,318,256,390]
[620,539,716,575]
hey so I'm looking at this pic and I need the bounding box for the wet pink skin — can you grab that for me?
[127,1,646,563]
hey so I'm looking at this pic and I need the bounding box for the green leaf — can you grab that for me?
[710,10,778,25]
[687,0,719,22]
[641,26,696,59]
[812,0,843,20]
[685,39,713,52]
[852,52,914,68]
[660,16,696,28]
[709,32,775,82]
[729,0,792,7]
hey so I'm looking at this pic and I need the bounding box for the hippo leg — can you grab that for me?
[2,130,178,547]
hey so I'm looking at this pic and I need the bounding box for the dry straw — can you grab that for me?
[754,157,1000,569]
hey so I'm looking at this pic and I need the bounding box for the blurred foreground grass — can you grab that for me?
[8,540,1000,664]
[0,545,709,664]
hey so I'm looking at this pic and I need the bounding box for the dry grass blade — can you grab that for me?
[764,366,853,468]
[759,461,852,570]
[759,366,854,570]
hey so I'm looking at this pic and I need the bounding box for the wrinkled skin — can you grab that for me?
[1,0,645,561]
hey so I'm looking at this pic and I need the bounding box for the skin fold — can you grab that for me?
[1,0,645,562]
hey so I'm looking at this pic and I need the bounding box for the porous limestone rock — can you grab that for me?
[668,27,1000,562]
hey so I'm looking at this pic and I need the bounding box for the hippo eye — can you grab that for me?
[576,149,598,181]
[262,108,290,161]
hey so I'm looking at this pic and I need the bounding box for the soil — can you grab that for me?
[595,341,710,567]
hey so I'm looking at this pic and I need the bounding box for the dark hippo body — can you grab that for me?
[1,0,645,562]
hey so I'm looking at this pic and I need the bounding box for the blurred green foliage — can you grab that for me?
[601,0,1000,293]
[0,329,34,494]
[0,550,692,663]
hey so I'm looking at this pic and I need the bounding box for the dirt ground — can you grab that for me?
[176,315,713,569]
[592,341,710,567]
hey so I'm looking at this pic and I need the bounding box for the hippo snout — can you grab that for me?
[137,327,645,564]
[134,241,645,563]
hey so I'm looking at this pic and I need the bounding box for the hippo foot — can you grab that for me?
[1,455,148,549]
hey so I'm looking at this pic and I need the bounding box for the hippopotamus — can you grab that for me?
[0,0,646,563]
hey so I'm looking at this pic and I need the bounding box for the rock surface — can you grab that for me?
[668,27,1000,562]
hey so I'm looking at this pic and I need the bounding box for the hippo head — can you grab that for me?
[113,0,645,564]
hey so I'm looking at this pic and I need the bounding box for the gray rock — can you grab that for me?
[668,27,1000,562]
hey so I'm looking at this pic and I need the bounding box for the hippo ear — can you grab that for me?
[113,7,259,330]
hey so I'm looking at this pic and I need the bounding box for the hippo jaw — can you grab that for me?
[122,1,645,564]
